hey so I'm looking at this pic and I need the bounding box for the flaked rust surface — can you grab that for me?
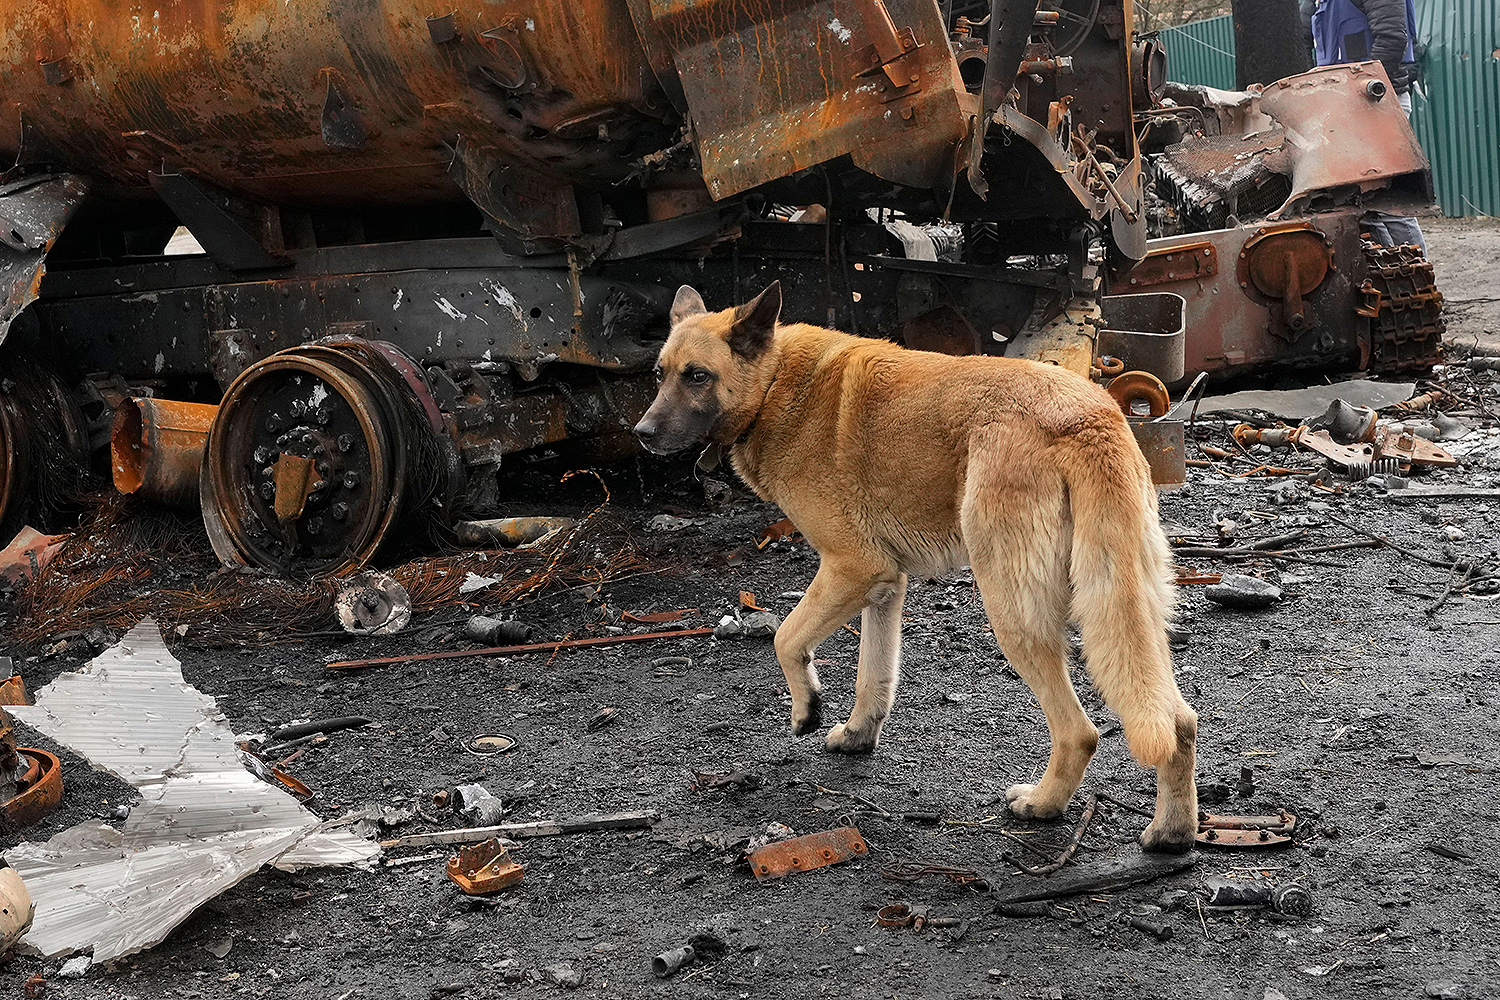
[0,0,661,206]
[747,826,868,881]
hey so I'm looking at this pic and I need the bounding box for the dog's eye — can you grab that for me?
[684,368,712,386]
[653,366,664,385]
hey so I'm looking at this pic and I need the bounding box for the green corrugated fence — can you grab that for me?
[1158,3,1499,216]
[1409,0,1500,216]
[1158,14,1237,91]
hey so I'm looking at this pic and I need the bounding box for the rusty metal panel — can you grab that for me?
[1140,211,1364,380]
[627,0,969,199]
[1258,63,1430,216]
[1121,241,1218,289]
[746,826,868,880]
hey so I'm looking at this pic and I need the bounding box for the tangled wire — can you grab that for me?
[6,470,644,647]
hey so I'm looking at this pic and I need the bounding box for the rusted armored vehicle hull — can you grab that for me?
[0,0,1440,571]
[1135,62,1443,384]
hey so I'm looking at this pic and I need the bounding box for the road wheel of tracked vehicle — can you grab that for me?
[201,339,453,575]
[0,362,89,539]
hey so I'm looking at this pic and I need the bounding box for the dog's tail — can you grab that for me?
[1057,411,1194,767]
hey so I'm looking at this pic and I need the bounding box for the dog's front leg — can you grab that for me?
[774,558,885,736]
[826,574,907,753]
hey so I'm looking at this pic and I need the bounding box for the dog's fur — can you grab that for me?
[634,282,1199,851]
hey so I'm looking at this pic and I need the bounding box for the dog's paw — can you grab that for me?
[790,691,823,736]
[825,721,878,754]
[1139,819,1196,854]
[1005,783,1067,821]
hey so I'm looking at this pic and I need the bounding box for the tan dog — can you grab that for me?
[634,282,1198,851]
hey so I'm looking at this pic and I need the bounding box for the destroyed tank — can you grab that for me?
[0,0,1439,572]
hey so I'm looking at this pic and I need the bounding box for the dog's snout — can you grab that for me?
[633,420,658,444]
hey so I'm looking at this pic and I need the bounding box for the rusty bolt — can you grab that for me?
[1205,828,1218,840]
[1259,829,1271,841]
[331,502,349,521]
[312,443,326,456]
[262,465,275,478]
[290,399,306,416]
[337,433,354,452]
[343,471,360,489]
[267,414,285,433]
[316,408,331,426]
[258,482,275,500]
[253,446,272,464]
[316,461,331,477]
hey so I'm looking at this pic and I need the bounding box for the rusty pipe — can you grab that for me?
[111,397,218,507]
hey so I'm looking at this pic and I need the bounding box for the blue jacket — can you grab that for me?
[1312,0,1416,91]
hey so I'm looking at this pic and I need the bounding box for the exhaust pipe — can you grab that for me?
[111,397,218,507]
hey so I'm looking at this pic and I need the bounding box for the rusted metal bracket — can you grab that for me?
[747,826,868,881]
[1197,811,1296,848]
[855,0,924,103]
[1125,242,1218,289]
[147,170,289,272]
[447,838,525,893]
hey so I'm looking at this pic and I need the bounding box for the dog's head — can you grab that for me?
[633,281,781,455]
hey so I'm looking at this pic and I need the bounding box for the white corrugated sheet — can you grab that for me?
[5,619,378,961]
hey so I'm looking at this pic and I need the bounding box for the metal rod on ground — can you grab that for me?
[327,628,714,670]
[1096,790,1155,819]
[380,809,660,849]
[990,854,1196,905]
[1007,794,1097,876]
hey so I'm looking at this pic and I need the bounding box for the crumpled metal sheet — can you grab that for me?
[4,619,377,961]
[1198,379,1416,418]
[0,173,89,349]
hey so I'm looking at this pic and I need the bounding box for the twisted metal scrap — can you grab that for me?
[9,472,642,647]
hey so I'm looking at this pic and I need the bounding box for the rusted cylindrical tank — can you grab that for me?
[0,0,663,206]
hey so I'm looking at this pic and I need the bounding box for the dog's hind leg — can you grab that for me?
[965,437,1097,819]
[826,573,908,753]
[775,556,892,737]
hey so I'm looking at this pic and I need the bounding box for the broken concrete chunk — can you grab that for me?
[715,610,782,639]
[544,962,584,989]
[1205,575,1282,610]
[58,955,91,978]
[648,514,701,532]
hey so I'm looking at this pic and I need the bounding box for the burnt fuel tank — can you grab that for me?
[0,0,667,206]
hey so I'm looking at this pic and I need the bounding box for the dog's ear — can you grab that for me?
[670,285,708,327]
[728,281,781,359]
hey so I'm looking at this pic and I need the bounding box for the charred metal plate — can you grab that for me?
[747,826,868,881]
[0,173,88,348]
[1197,811,1296,848]
[1124,242,1218,289]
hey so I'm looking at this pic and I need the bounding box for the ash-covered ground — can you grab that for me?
[1,216,1496,1000]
